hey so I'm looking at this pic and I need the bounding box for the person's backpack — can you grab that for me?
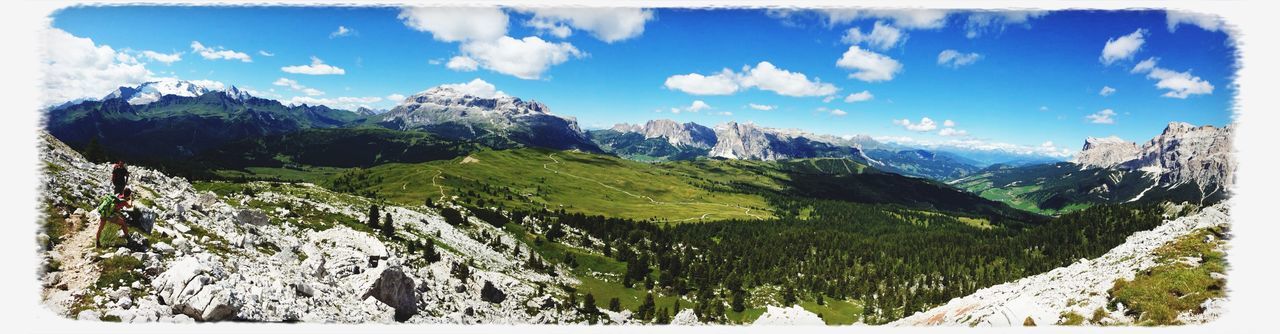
[95,194,118,218]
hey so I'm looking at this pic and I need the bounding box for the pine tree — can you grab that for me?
[608,297,622,312]
[368,204,380,229]
[582,293,598,314]
[731,290,746,312]
[83,137,109,163]
[422,239,441,263]
[382,212,395,238]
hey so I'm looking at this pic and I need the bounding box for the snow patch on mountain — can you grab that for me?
[751,305,825,326]
[104,79,246,105]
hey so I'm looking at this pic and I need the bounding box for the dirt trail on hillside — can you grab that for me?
[42,212,101,315]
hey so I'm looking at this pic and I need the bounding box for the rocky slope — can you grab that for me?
[1074,122,1234,192]
[36,131,596,324]
[891,203,1229,326]
[610,119,717,149]
[378,86,597,152]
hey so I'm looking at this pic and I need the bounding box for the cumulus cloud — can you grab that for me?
[844,90,874,103]
[943,119,956,127]
[284,96,383,110]
[1128,57,1215,98]
[938,128,968,136]
[445,56,479,71]
[739,61,838,97]
[893,117,938,132]
[386,93,406,102]
[329,25,355,38]
[1100,29,1146,65]
[139,50,182,65]
[190,41,252,62]
[937,49,982,68]
[1086,109,1116,124]
[963,11,1046,38]
[522,8,655,43]
[437,78,508,99]
[841,21,904,50]
[456,36,582,79]
[829,109,848,116]
[822,9,950,29]
[258,50,275,57]
[397,7,509,42]
[273,77,324,96]
[712,111,733,116]
[687,100,712,112]
[281,57,346,75]
[40,28,151,105]
[1099,86,1117,96]
[748,103,775,111]
[1166,11,1224,32]
[664,62,837,97]
[836,45,903,82]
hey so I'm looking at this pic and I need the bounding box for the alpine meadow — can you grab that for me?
[34,5,1239,328]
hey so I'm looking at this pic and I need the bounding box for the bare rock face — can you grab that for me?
[710,122,786,160]
[235,208,269,226]
[1072,122,1234,192]
[362,266,418,322]
[151,256,241,321]
[1131,122,1234,190]
[1073,136,1141,169]
[611,119,718,149]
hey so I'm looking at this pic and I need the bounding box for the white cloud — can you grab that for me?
[397,7,509,42]
[893,117,938,132]
[1128,57,1215,98]
[438,78,508,99]
[937,49,982,68]
[829,109,848,116]
[273,77,324,96]
[386,93,406,102]
[523,8,655,43]
[712,111,733,116]
[1131,57,1158,73]
[822,9,950,29]
[963,11,1046,38]
[748,103,775,111]
[687,100,712,112]
[329,25,355,38]
[943,119,956,127]
[841,21,904,50]
[456,36,583,79]
[258,50,274,57]
[190,41,252,62]
[1100,29,1146,65]
[1086,109,1116,124]
[1039,106,1049,112]
[445,56,479,71]
[1166,11,1224,32]
[40,28,151,106]
[739,61,838,97]
[844,90,874,103]
[836,45,903,82]
[284,96,383,110]
[938,128,968,137]
[664,69,741,95]
[664,62,837,97]
[186,79,226,91]
[140,50,182,65]
[281,57,346,75]
[1099,86,1117,96]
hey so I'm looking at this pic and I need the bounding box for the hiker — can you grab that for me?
[95,188,133,248]
[111,161,129,196]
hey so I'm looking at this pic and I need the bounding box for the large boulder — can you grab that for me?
[151,256,240,321]
[235,209,270,226]
[362,266,417,322]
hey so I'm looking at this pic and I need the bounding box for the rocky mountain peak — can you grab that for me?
[1074,136,1141,169]
[612,119,717,149]
[104,79,228,105]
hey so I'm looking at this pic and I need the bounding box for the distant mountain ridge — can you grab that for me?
[1074,122,1234,192]
[377,86,598,152]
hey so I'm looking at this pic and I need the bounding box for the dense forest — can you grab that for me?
[441,193,1168,324]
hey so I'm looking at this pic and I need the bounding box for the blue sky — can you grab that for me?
[46,6,1236,157]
